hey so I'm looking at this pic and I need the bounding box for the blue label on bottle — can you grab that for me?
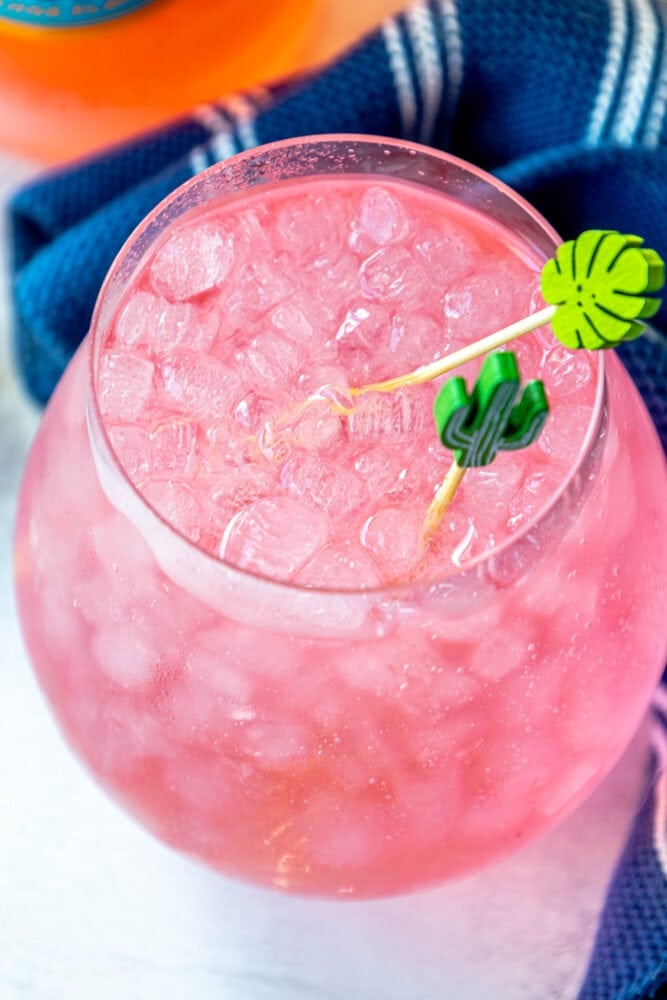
[0,0,157,28]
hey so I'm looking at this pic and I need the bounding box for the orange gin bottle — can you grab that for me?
[0,0,315,162]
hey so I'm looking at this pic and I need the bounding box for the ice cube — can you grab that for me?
[413,222,478,284]
[108,424,152,483]
[349,387,431,440]
[361,504,425,581]
[330,629,468,724]
[537,402,593,464]
[157,301,223,355]
[98,350,155,422]
[233,206,272,254]
[401,774,465,848]
[311,251,362,307]
[335,301,390,352]
[114,290,160,349]
[457,731,552,839]
[517,556,590,620]
[151,300,196,353]
[425,506,481,568]
[469,621,536,680]
[297,364,349,400]
[150,221,234,301]
[206,414,261,467]
[387,311,446,369]
[306,803,384,870]
[141,479,204,543]
[35,588,84,692]
[207,462,277,518]
[360,245,426,302]
[162,626,256,740]
[220,496,328,580]
[507,329,545,378]
[92,620,159,689]
[465,455,527,521]
[159,351,242,421]
[424,664,481,710]
[190,626,257,693]
[357,185,410,246]
[279,292,337,354]
[270,301,315,342]
[235,331,303,387]
[160,754,237,818]
[242,716,309,768]
[149,418,199,477]
[331,635,413,697]
[285,251,360,336]
[232,390,274,432]
[333,301,393,381]
[275,190,349,268]
[443,263,523,343]
[354,448,424,501]
[274,398,344,453]
[224,620,303,677]
[228,256,293,315]
[500,640,565,729]
[75,567,130,630]
[280,454,367,516]
[295,539,381,589]
[87,508,157,580]
[507,467,562,532]
[540,344,595,398]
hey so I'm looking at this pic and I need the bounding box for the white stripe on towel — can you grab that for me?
[436,0,464,117]
[642,0,667,146]
[406,1,444,143]
[586,0,630,145]
[382,17,418,135]
[610,0,660,145]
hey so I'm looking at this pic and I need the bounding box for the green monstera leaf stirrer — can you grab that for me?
[541,230,664,348]
[348,230,665,400]
[412,229,664,543]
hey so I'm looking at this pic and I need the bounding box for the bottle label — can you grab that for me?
[0,1,158,28]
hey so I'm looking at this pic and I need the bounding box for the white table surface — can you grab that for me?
[0,150,653,1000]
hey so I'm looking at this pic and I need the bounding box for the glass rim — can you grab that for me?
[87,133,606,602]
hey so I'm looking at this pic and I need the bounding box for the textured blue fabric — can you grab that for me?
[577,682,667,1000]
[7,2,667,997]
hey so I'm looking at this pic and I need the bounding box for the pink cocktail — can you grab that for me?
[14,137,667,898]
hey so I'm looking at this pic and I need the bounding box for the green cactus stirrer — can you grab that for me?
[422,351,549,544]
[350,230,665,401]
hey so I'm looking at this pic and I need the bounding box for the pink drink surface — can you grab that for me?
[98,177,597,583]
[14,171,667,898]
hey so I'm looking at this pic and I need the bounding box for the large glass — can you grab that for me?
[14,137,667,898]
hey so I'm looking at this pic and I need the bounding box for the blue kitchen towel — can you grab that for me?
[8,2,667,997]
